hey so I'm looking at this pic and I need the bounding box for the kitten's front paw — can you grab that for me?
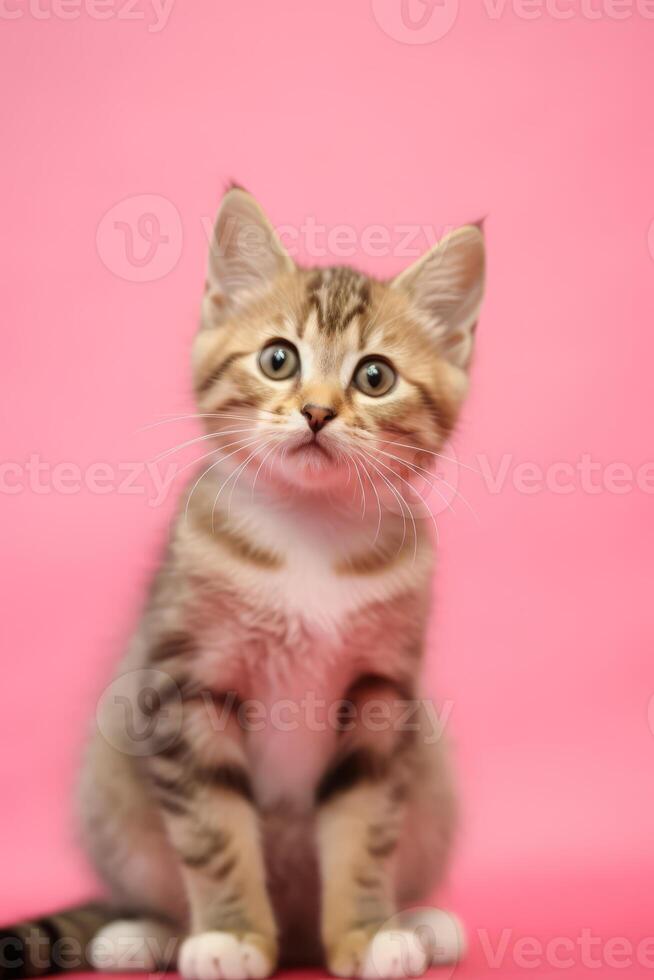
[327,928,428,979]
[179,931,276,980]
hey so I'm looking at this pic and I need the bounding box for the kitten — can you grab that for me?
[0,188,485,980]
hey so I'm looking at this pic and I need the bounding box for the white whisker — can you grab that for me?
[250,439,283,503]
[370,445,455,517]
[433,473,479,522]
[228,438,277,518]
[139,410,278,432]
[176,434,267,480]
[355,449,414,560]
[214,437,275,528]
[379,438,481,476]
[350,454,368,520]
[151,426,260,463]
[353,452,383,544]
[356,450,422,562]
[359,445,440,551]
[183,435,266,522]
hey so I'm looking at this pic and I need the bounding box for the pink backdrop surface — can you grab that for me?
[1,2,652,978]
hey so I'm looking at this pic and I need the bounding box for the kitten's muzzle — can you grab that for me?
[301,403,337,433]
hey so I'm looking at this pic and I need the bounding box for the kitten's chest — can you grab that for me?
[246,651,348,808]
[192,593,353,805]
[252,550,395,628]
[192,532,428,805]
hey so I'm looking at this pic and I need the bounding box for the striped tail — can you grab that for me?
[0,903,116,978]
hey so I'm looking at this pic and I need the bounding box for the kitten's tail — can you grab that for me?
[0,901,115,978]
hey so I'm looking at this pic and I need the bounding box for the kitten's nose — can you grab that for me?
[302,403,336,433]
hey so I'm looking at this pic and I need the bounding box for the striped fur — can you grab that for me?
[0,905,119,978]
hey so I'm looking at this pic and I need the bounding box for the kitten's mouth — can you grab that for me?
[290,435,332,460]
[275,433,348,490]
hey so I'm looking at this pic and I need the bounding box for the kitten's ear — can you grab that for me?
[203,187,294,323]
[392,225,485,369]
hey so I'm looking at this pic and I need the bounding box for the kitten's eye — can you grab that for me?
[353,358,396,397]
[258,341,300,381]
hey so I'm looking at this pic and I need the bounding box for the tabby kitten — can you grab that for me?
[0,189,485,980]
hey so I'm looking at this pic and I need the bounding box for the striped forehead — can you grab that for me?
[294,267,370,374]
[303,267,371,337]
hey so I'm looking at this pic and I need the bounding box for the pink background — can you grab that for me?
[1,2,652,978]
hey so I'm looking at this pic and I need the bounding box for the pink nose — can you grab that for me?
[302,403,336,433]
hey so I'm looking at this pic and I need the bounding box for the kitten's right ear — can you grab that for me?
[203,187,294,325]
[392,224,485,370]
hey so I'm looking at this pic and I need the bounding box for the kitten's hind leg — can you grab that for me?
[88,918,179,973]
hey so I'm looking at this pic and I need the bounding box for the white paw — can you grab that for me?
[179,932,273,980]
[394,908,466,966]
[88,919,176,972]
[360,929,428,979]
[421,909,466,965]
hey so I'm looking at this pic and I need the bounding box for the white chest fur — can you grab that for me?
[185,483,432,806]
[192,483,432,631]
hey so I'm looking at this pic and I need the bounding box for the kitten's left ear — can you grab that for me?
[203,187,294,324]
[392,225,485,369]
